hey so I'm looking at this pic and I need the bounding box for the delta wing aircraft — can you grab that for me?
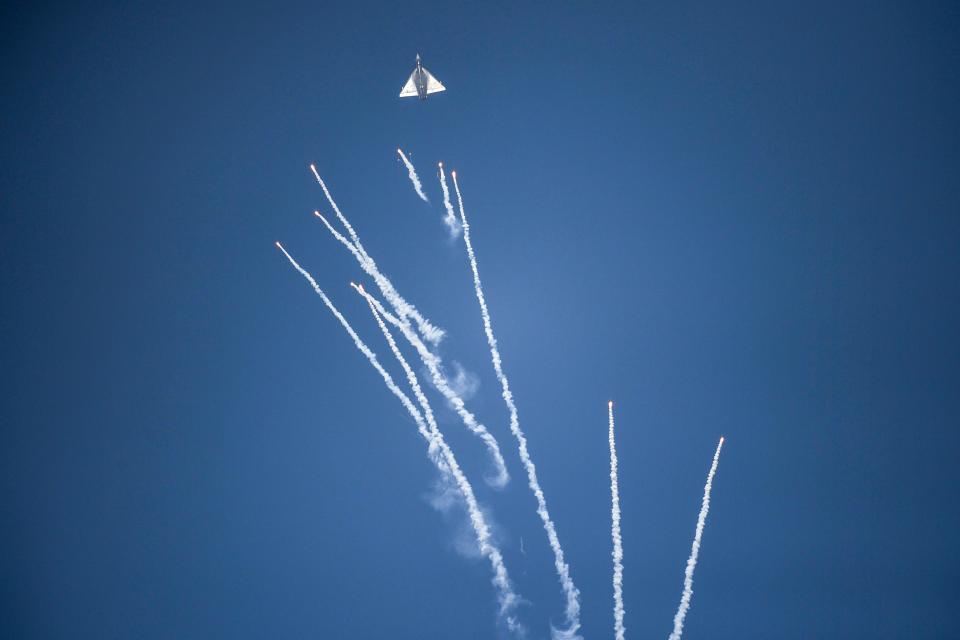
[399,54,446,100]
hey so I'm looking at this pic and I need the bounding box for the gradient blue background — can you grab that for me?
[3,2,959,638]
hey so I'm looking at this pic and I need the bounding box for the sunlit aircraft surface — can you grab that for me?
[399,54,446,100]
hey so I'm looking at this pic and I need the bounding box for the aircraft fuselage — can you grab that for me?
[414,59,428,100]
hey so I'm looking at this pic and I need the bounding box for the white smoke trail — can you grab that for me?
[608,401,626,640]
[276,242,522,634]
[397,148,429,202]
[438,163,462,238]
[309,164,371,262]
[356,283,523,634]
[452,172,582,640]
[275,242,437,454]
[667,436,725,640]
[310,165,445,344]
[354,284,510,489]
[310,208,446,347]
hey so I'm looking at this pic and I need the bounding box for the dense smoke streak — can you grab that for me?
[397,148,429,202]
[438,163,462,238]
[609,401,626,640]
[276,242,521,634]
[311,209,445,346]
[309,164,370,262]
[667,437,725,640]
[276,242,436,450]
[357,284,523,634]
[354,284,510,488]
[452,172,582,640]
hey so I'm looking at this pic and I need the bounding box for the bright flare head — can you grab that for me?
[608,400,613,408]
[451,170,456,178]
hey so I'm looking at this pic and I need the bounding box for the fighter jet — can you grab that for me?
[399,54,446,100]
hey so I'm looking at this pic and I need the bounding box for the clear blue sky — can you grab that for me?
[2,2,959,638]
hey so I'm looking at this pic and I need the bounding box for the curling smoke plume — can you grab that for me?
[608,401,626,640]
[354,284,510,488]
[356,283,523,634]
[438,163,462,238]
[311,207,445,346]
[276,243,521,633]
[397,149,429,202]
[667,437,725,640]
[453,172,582,640]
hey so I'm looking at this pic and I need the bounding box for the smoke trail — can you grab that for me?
[310,207,446,347]
[609,401,626,640]
[309,164,370,262]
[452,172,582,640]
[275,242,522,634]
[356,283,523,634]
[315,208,506,483]
[667,436,725,640]
[275,242,437,453]
[354,284,510,488]
[397,148,429,202]
[438,163,462,238]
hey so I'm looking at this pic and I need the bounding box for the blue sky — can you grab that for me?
[2,2,959,638]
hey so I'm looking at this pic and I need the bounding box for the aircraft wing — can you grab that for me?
[399,71,418,97]
[424,69,446,94]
